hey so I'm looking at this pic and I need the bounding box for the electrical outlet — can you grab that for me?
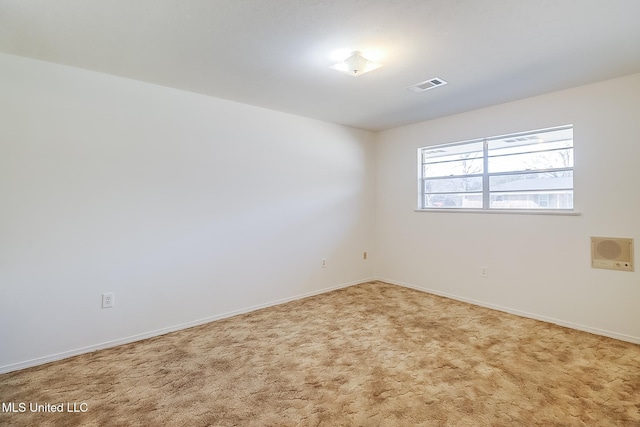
[480,266,489,278]
[102,292,114,308]
[321,258,327,268]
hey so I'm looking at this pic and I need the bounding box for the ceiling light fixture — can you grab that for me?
[330,51,382,77]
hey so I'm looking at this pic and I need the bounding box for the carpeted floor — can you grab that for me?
[1,281,639,426]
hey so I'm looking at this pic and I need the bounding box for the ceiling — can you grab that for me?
[2,0,640,131]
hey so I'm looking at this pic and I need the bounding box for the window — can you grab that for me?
[419,125,573,211]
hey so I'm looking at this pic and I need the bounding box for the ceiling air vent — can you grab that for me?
[407,77,448,93]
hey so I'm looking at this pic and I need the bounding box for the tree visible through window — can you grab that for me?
[419,125,574,210]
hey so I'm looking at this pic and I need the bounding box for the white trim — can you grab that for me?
[0,277,374,374]
[376,277,640,345]
[414,208,581,216]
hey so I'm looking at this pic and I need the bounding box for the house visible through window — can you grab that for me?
[419,125,574,211]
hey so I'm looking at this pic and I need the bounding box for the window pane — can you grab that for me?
[423,176,483,193]
[422,141,484,178]
[488,148,573,173]
[422,141,483,163]
[489,191,573,209]
[422,158,483,178]
[489,139,572,157]
[423,193,483,208]
[487,127,573,173]
[490,171,573,192]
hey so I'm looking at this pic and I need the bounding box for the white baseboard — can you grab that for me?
[0,277,375,374]
[7,275,633,374]
[376,277,640,345]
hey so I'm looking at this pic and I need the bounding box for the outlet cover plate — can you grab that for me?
[102,292,114,308]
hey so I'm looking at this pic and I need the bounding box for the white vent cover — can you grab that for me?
[591,237,634,271]
[407,77,448,93]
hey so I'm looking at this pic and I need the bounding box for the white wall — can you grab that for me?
[0,53,376,372]
[2,51,637,374]
[375,73,640,343]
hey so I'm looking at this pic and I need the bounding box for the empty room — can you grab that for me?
[1,0,639,425]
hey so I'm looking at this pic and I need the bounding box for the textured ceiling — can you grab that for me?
[1,0,640,131]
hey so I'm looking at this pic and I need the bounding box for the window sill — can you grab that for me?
[414,208,581,216]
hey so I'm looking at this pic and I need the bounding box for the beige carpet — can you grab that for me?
[1,281,639,426]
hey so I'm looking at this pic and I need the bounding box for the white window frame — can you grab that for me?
[417,125,576,214]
